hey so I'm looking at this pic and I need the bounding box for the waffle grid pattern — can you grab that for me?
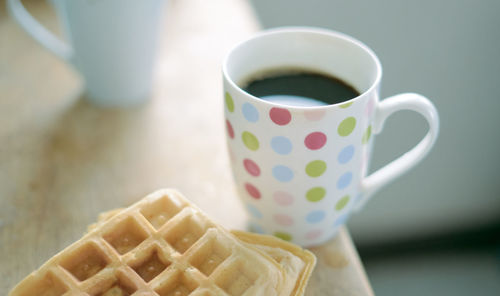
[11,190,283,296]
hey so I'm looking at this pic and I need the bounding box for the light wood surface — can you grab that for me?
[0,0,374,295]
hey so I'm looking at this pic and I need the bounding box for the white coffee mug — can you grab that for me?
[223,27,439,246]
[8,0,167,106]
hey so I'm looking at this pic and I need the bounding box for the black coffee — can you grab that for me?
[242,68,359,106]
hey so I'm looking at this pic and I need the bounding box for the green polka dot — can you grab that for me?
[274,232,292,241]
[335,195,350,211]
[339,101,353,109]
[306,187,326,202]
[305,160,327,177]
[225,92,234,112]
[338,117,356,137]
[242,131,259,151]
[362,125,372,144]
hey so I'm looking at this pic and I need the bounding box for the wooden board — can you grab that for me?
[0,0,374,295]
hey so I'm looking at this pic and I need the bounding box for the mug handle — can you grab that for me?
[356,93,440,210]
[7,0,73,62]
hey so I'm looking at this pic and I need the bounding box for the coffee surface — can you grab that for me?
[242,68,360,106]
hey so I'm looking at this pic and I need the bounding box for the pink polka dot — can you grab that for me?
[269,107,292,125]
[304,132,327,150]
[365,98,375,116]
[245,183,261,199]
[226,119,234,139]
[243,158,260,177]
[305,229,323,240]
[304,109,326,121]
[273,214,294,226]
[273,191,294,206]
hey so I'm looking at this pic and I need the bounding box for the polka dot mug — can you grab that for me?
[223,27,439,247]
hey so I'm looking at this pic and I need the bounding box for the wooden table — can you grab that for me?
[0,0,374,295]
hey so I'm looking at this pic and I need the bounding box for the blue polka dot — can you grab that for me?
[242,103,259,122]
[247,204,262,219]
[249,222,265,234]
[334,214,349,227]
[271,136,293,155]
[337,172,353,190]
[272,165,294,182]
[306,210,326,224]
[338,145,355,164]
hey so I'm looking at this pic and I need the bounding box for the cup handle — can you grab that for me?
[356,93,440,211]
[7,0,73,62]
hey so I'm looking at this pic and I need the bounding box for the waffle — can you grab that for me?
[229,231,315,296]
[90,210,316,296]
[9,189,316,296]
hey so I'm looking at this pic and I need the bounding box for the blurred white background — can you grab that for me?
[248,0,500,294]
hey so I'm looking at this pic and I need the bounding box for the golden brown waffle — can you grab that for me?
[9,189,315,296]
[229,231,316,296]
[90,209,316,296]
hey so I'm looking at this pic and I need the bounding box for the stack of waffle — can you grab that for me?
[9,189,316,296]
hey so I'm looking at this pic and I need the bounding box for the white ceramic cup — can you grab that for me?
[8,0,167,106]
[223,27,439,247]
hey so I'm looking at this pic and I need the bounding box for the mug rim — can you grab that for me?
[222,26,383,110]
